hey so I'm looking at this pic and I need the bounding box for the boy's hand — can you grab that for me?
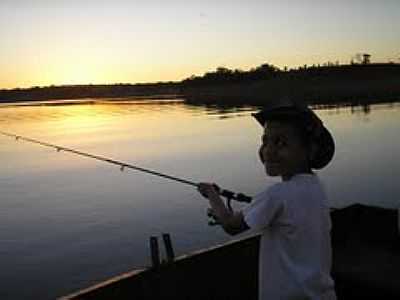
[197,182,220,200]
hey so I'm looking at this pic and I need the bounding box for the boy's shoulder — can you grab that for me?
[266,174,321,197]
[253,174,323,206]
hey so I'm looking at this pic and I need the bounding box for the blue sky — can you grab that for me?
[1,0,399,88]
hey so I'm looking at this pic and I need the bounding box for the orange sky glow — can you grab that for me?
[1,0,399,89]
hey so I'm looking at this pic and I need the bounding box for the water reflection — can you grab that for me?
[1,99,399,206]
[0,99,399,299]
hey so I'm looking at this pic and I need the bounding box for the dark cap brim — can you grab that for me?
[311,126,335,169]
[252,108,306,127]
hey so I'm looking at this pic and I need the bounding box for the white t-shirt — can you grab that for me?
[243,174,336,300]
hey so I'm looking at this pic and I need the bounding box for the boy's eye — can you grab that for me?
[262,134,287,147]
[265,136,287,147]
[276,137,287,147]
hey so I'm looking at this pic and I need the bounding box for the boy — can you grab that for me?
[198,98,336,300]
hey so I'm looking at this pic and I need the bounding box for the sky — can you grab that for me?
[1,0,399,89]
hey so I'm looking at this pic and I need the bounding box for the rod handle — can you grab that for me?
[220,189,252,203]
[235,193,252,203]
[198,183,252,203]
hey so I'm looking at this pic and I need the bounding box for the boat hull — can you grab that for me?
[61,204,400,300]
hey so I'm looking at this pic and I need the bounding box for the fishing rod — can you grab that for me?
[0,131,252,208]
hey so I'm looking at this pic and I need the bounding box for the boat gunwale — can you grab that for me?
[59,232,261,299]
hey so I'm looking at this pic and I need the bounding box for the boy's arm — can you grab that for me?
[198,183,250,236]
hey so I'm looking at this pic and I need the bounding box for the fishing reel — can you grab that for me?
[206,185,252,226]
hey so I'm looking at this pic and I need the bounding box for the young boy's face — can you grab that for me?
[259,120,310,180]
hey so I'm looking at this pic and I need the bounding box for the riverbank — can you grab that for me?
[183,63,400,105]
[1,63,399,106]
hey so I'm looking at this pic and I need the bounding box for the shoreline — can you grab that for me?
[0,95,398,110]
[1,63,399,106]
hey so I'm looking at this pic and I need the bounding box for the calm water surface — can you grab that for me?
[1,99,399,299]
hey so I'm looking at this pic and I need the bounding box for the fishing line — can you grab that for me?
[0,130,252,204]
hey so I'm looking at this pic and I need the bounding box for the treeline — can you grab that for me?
[182,64,280,86]
[181,62,400,86]
[0,82,180,102]
[1,62,399,104]
[182,63,400,105]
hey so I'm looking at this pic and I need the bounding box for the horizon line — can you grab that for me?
[2,60,398,91]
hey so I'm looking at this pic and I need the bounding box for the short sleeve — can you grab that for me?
[242,185,284,230]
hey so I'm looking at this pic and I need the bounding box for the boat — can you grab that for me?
[60,204,400,299]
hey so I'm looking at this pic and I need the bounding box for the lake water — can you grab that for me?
[1,99,400,299]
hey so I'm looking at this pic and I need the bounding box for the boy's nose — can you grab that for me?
[259,144,276,163]
[258,146,265,163]
[264,145,279,161]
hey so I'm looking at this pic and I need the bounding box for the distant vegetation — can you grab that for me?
[0,82,180,103]
[181,61,400,105]
[1,58,399,106]
[182,63,281,86]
